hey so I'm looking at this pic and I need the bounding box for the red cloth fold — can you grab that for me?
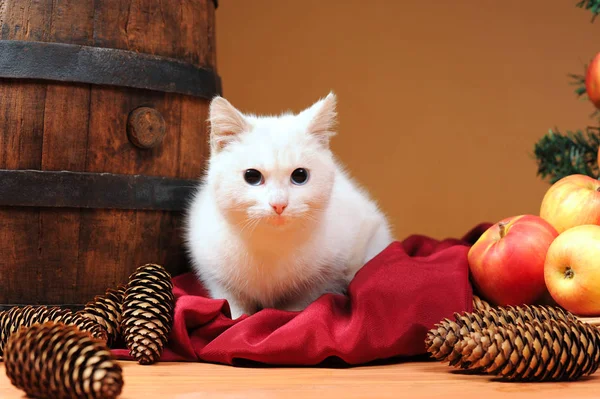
[111,223,491,366]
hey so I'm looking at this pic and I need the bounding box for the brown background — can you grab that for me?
[214,0,599,241]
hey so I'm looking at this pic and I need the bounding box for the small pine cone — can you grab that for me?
[426,312,499,369]
[454,318,600,382]
[121,263,174,365]
[0,310,6,351]
[79,284,127,347]
[472,295,492,311]
[42,307,108,341]
[0,305,108,357]
[425,304,576,368]
[4,321,123,399]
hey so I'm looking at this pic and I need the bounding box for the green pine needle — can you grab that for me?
[568,71,587,98]
[577,0,600,20]
[533,128,600,184]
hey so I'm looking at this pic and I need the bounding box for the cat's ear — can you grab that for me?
[208,96,250,153]
[302,92,338,147]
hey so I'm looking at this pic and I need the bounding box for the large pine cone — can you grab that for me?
[4,321,123,399]
[0,305,107,357]
[79,285,127,347]
[472,295,492,311]
[121,263,174,365]
[455,318,600,381]
[425,303,575,367]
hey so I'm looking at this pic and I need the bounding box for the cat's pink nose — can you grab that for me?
[271,203,287,215]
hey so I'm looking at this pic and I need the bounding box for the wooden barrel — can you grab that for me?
[0,0,220,308]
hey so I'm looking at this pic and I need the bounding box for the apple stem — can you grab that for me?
[564,267,575,279]
[597,186,600,192]
[498,222,507,238]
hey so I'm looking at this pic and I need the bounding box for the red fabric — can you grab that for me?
[111,223,491,366]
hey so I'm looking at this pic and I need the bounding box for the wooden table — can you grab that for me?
[1,360,599,398]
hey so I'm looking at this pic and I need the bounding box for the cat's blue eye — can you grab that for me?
[244,169,263,186]
[291,168,309,185]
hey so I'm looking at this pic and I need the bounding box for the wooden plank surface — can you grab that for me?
[1,360,599,398]
[579,317,600,326]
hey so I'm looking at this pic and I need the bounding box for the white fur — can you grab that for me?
[183,92,394,319]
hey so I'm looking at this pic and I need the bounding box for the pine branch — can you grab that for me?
[533,127,600,184]
[568,71,587,98]
[569,69,600,118]
[577,0,600,20]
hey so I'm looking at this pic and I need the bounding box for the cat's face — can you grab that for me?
[206,93,338,231]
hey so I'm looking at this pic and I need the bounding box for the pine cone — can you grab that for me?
[79,284,127,347]
[0,305,108,357]
[473,295,492,311]
[121,263,174,365]
[425,304,575,368]
[454,318,600,381]
[426,312,493,368]
[4,321,123,399]
[0,310,7,353]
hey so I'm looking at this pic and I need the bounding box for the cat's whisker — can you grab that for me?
[238,217,259,234]
[237,220,251,234]
[236,214,265,235]
[239,218,261,237]
[299,215,319,230]
[248,218,262,234]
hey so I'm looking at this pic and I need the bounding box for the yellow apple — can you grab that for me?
[544,224,600,316]
[539,174,600,234]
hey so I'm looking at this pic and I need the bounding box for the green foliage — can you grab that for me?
[532,2,600,185]
[568,70,587,98]
[568,69,600,118]
[533,128,600,184]
[577,0,600,20]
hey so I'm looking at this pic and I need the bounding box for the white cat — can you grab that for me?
[183,92,394,319]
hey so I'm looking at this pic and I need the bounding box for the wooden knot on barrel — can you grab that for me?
[127,107,166,149]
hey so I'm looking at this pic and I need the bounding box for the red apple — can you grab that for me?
[467,215,558,306]
[586,52,600,109]
[539,174,600,234]
[544,224,600,316]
